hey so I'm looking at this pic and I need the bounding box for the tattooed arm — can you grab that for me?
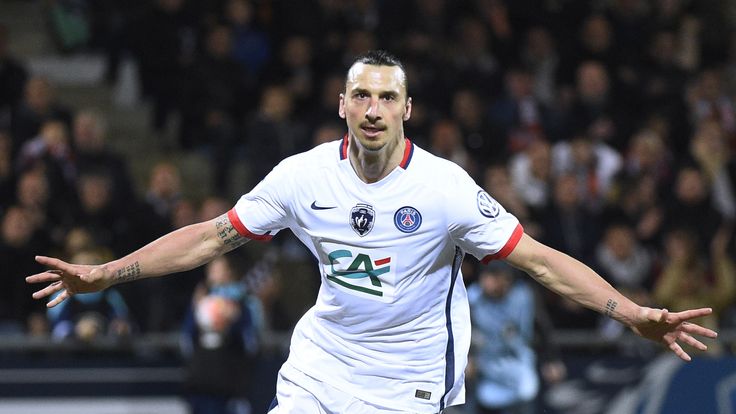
[504,232,717,361]
[27,213,249,307]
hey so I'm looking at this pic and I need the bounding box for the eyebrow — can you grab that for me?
[351,88,400,99]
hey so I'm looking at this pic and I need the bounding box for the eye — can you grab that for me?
[382,95,396,102]
[354,92,369,99]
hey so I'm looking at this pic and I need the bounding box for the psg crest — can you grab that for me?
[394,206,422,233]
[350,203,375,237]
[477,190,501,218]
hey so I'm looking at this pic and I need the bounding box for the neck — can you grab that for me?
[348,135,405,183]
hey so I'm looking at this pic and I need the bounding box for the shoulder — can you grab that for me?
[284,139,341,166]
[269,139,343,178]
[409,144,477,193]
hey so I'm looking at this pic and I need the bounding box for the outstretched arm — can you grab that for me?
[26,212,248,307]
[504,233,718,361]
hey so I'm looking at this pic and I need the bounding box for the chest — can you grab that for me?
[291,167,446,249]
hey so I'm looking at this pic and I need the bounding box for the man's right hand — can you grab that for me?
[26,256,114,307]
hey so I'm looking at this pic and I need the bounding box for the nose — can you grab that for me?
[365,98,380,122]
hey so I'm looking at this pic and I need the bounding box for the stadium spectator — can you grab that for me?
[510,139,552,213]
[130,0,197,134]
[264,35,317,115]
[199,195,231,222]
[689,119,736,220]
[429,119,476,177]
[467,260,565,414]
[449,88,496,167]
[70,170,135,255]
[594,222,655,294]
[519,25,561,108]
[136,161,187,331]
[310,122,345,147]
[0,131,15,210]
[14,167,65,238]
[10,76,72,148]
[181,254,261,414]
[551,129,622,211]
[47,248,132,342]
[621,127,673,186]
[0,206,49,333]
[224,0,271,78]
[638,28,691,142]
[654,226,736,355]
[143,160,183,231]
[448,16,502,95]
[179,24,250,194]
[686,68,736,142]
[0,24,28,129]
[563,61,633,151]
[488,67,550,154]
[17,119,76,187]
[243,84,308,189]
[306,73,348,133]
[71,109,136,205]
[541,173,600,266]
[664,164,724,256]
[541,174,602,330]
[483,163,534,232]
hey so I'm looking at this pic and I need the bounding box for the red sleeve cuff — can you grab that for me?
[481,223,524,264]
[227,209,273,241]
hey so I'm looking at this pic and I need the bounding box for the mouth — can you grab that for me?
[360,125,386,138]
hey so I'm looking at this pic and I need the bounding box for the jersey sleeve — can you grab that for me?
[228,160,294,241]
[447,171,523,263]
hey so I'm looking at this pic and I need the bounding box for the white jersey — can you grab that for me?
[229,137,522,413]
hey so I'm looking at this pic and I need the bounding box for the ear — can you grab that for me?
[403,97,412,121]
[338,93,346,119]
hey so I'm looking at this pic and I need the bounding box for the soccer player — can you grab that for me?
[27,50,717,414]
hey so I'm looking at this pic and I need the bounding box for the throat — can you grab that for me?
[349,138,405,184]
[355,156,390,183]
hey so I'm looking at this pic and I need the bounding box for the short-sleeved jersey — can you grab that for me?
[229,137,523,413]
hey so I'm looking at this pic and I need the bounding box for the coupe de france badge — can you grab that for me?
[477,190,501,218]
[350,203,375,236]
[394,206,422,233]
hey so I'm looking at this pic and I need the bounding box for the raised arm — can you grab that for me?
[504,232,718,361]
[26,212,248,307]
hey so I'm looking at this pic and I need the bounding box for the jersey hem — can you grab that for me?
[481,223,524,263]
[227,209,273,241]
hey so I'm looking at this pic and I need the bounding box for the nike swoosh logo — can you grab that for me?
[311,201,337,210]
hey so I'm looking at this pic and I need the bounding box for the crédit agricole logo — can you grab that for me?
[323,247,397,302]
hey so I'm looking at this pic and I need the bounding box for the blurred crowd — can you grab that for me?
[1,0,736,365]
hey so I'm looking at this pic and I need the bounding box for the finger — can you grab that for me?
[25,271,63,284]
[648,308,668,323]
[670,308,713,322]
[680,322,718,339]
[32,281,65,300]
[678,332,708,351]
[35,256,76,273]
[668,341,692,362]
[47,289,70,308]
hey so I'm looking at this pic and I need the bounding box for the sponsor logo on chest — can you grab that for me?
[323,247,397,302]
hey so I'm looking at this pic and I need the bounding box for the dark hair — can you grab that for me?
[353,50,404,69]
[347,50,409,97]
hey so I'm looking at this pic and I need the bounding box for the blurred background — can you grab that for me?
[1,0,736,413]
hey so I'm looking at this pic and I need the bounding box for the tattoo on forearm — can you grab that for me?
[215,214,246,249]
[115,261,141,283]
[604,298,618,317]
